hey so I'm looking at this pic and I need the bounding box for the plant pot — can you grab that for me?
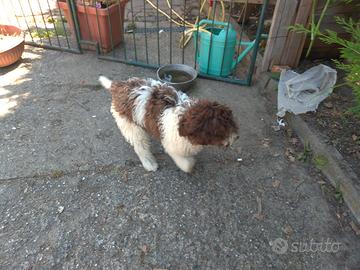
[0,25,25,67]
[58,1,128,52]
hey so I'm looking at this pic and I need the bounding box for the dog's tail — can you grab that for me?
[99,75,112,90]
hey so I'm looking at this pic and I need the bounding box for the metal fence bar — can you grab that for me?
[246,0,269,85]
[118,0,127,60]
[68,0,83,52]
[236,0,248,65]
[98,55,158,69]
[27,0,43,43]
[25,41,82,54]
[199,73,247,85]
[56,0,71,48]
[156,0,160,65]
[194,0,201,69]
[36,0,52,45]
[129,0,138,61]
[106,5,115,56]
[46,0,61,47]
[0,0,10,24]
[17,0,34,42]
[169,0,173,64]
[220,0,233,77]
[95,5,104,53]
[9,0,22,29]
[82,0,93,42]
[182,0,186,64]
[206,0,218,74]
[143,0,149,64]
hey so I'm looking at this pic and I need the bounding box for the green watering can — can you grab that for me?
[195,19,256,77]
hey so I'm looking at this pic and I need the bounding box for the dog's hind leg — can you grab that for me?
[111,107,158,172]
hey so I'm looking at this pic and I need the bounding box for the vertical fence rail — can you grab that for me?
[95,5,104,53]
[236,0,248,66]
[169,0,173,64]
[119,0,127,60]
[246,0,269,85]
[46,0,62,47]
[129,0,138,61]
[143,0,149,64]
[81,0,93,43]
[206,0,218,75]
[17,0,35,42]
[194,1,201,70]
[55,0,71,48]
[36,0,52,45]
[156,0,161,66]
[9,0,22,29]
[68,0,83,52]
[220,0,233,77]
[27,0,43,43]
[182,0,186,64]
[106,5,115,56]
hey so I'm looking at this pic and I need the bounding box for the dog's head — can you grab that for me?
[179,100,239,147]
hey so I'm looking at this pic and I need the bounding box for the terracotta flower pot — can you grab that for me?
[59,1,128,52]
[0,25,25,68]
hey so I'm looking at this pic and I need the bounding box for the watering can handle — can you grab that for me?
[196,19,231,28]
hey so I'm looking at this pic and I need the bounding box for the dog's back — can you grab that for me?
[99,76,188,139]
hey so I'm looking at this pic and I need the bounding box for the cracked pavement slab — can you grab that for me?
[0,47,359,269]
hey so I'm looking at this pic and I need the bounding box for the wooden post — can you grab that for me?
[281,0,313,67]
[261,0,313,71]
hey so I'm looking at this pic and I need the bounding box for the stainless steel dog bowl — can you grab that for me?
[157,64,197,92]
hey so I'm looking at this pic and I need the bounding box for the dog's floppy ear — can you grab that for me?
[178,100,238,145]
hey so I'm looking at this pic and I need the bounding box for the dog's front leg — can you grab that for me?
[133,141,158,172]
[111,108,158,172]
[167,153,195,173]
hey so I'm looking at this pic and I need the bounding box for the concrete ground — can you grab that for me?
[1,47,360,270]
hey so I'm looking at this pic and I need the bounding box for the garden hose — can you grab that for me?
[144,0,226,48]
[178,0,226,48]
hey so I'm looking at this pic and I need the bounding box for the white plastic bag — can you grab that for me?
[277,64,337,117]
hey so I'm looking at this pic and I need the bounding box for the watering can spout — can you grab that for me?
[231,40,256,70]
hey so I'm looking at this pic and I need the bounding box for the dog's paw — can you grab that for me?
[175,156,195,173]
[142,158,158,172]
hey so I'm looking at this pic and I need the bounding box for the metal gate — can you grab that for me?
[1,0,268,85]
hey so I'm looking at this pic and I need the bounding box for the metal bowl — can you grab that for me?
[157,64,197,92]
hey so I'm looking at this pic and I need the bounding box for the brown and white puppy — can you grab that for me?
[99,76,238,173]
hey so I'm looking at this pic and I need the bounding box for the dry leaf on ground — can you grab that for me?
[272,180,281,188]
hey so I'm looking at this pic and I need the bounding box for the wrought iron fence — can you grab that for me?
[1,0,269,85]
[0,0,82,53]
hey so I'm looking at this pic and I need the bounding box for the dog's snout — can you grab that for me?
[235,135,239,141]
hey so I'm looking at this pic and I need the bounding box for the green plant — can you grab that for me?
[31,20,69,39]
[297,142,312,162]
[290,0,360,114]
[313,154,329,169]
[77,0,117,7]
[289,0,355,57]
[289,0,332,57]
[321,17,360,114]
[291,14,360,114]
[334,180,343,203]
